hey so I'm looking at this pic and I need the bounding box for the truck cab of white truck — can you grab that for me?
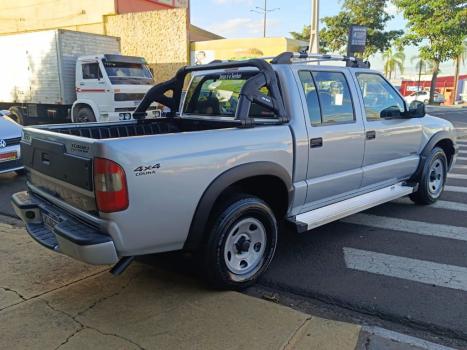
[0,29,159,126]
[73,54,160,123]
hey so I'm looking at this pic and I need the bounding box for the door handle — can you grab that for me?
[366,131,376,140]
[310,137,323,148]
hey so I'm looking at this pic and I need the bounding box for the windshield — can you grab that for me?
[103,61,154,85]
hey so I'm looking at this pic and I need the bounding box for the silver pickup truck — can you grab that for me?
[12,52,458,289]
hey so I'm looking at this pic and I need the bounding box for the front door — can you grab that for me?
[354,72,423,188]
[296,69,366,211]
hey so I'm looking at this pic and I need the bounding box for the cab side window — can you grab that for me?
[312,71,355,124]
[298,71,321,125]
[82,63,102,80]
[356,73,405,121]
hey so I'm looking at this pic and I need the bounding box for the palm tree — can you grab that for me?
[453,41,467,104]
[411,55,434,93]
[383,48,405,81]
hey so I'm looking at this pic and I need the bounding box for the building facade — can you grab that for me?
[0,0,219,81]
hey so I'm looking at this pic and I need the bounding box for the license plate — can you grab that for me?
[0,151,17,163]
[42,212,59,232]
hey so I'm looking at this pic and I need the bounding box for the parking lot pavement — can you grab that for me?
[257,139,467,348]
[0,217,367,350]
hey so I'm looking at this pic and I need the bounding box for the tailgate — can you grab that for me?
[21,128,97,212]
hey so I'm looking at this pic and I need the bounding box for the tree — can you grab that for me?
[290,25,311,42]
[411,54,434,92]
[394,0,467,104]
[383,47,405,80]
[453,41,467,104]
[317,0,403,59]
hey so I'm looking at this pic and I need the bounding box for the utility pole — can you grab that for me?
[309,0,319,53]
[251,0,279,38]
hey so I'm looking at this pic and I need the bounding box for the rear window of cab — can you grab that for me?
[183,71,275,119]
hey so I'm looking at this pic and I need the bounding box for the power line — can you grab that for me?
[250,0,279,38]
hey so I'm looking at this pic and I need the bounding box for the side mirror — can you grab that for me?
[406,100,426,118]
[380,106,404,119]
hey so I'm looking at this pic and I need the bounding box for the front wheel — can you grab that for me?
[202,194,278,290]
[410,147,447,205]
[75,106,96,123]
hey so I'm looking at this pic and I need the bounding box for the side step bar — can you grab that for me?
[291,182,416,233]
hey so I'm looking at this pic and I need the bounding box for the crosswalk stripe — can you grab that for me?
[343,247,467,292]
[445,185,467,194]
[341,213,467,242]
[457,157,467,161]
[392,197,467,212]
[447,173,467,180]
[454,164,467,170]
[459,151,467,155]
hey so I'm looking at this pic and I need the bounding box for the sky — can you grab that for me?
[190,0,464,78]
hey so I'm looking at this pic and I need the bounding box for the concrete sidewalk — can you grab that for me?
[0,217,455,350]
[0,218,361,350]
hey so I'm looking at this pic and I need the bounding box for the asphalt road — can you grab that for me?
[0,172,25,217]
[256,108,467,347]
[0,106,466,348]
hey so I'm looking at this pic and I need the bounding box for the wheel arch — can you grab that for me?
[411,131,457,181]
[184,162,293,251]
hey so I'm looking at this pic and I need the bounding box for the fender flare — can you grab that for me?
[410,130,457,181]
[183,161,293,251]
[71,99,100,122]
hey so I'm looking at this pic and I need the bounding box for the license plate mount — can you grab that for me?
[42,212,59,232]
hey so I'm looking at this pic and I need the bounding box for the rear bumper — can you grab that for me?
[11,191,118,265]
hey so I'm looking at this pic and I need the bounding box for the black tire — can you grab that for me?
[410,147,447,205]
[9,107,24,125]
[15,169,26,176]
[75,106,96,123]
[202,194,278,290]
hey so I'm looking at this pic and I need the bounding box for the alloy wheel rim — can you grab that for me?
[224,217,267,276]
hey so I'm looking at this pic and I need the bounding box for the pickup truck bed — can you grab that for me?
[34,117,240,139]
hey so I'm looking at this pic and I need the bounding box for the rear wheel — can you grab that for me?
[202,194,278,290]
[75,106,96,123]
[410,147,447,205]
[9,107,25,125]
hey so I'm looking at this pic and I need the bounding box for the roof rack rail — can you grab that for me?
[270,51,370,68]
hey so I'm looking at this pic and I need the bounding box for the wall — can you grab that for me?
[190,37,307,64]
[0,0,115,35]
[104,8,190,82]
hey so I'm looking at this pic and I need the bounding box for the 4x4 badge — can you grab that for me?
[134,164,160,176]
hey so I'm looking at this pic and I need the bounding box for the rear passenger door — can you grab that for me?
[354,73,422,188]
[296,69,365,210]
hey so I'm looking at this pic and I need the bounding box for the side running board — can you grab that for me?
[290,182,416,233]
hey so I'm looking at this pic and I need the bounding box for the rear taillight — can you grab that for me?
[93,158,129,213]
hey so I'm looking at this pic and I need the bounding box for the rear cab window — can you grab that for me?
[183,71,276,119]
[298,70,355,126]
